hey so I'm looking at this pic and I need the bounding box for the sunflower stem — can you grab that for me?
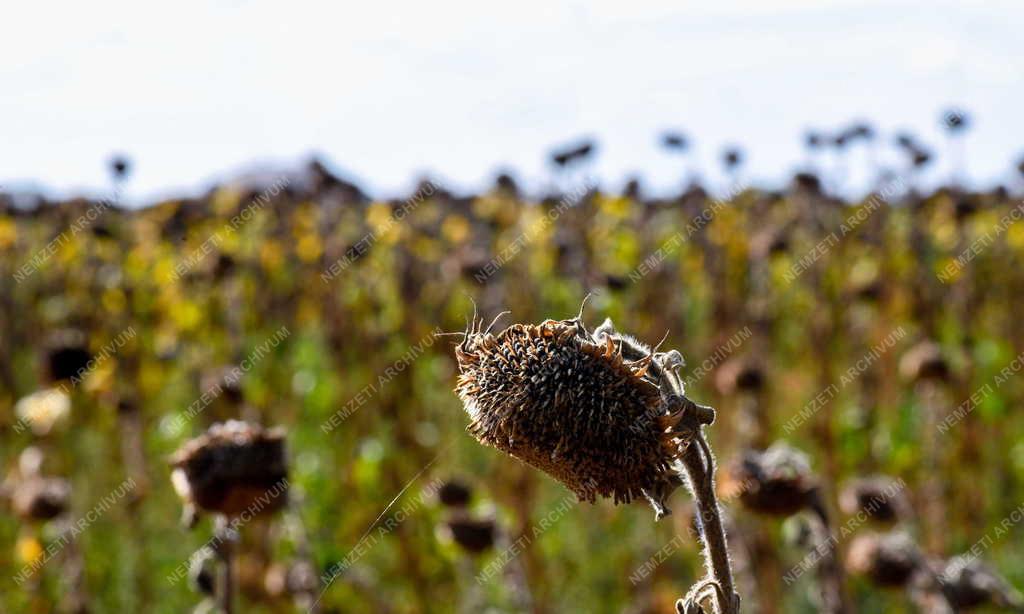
[806,489,849,614]
[213,515,235,614]
[678,433,740,614]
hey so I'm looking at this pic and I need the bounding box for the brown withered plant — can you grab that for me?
[171,421,289,614]
[722,443,848,614]
[451,304,740,614]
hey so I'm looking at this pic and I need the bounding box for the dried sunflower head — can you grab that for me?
[722,443,817,517]
[941,555,1024,610]
[44,330,92,384]
[11,476,71,521]
[170,420,288,523]
[437,479,473,508]
[714,357,765,396]
[444,515,497,554]
[109,155,132,180]
[839,476,910,524]
[899,341,949,383]
[453,309,713,516]
[846,531,921,588]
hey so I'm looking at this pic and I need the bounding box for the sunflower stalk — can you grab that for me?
[677,437,740,614]
[806,489,849,614]
[213,515,237,614]
[660,366,739,614]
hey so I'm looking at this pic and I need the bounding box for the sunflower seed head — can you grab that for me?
[714,357,765,395]
[445,515,497,554]
[723,443,817,517]
[941,555,1024,609]
[454,316,687,506]
[169,420,288,519]
[437,479,473,508]
[12,476,71,521]
[847,531,921,588]
[839,475,910,524]
[899,340,950,383]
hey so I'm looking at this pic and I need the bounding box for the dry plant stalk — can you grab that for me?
[451,305,740,613]
[723,443,848,614]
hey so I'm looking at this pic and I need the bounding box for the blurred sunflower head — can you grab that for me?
[44,329,92,384]
[899,340,950,383]
[714,357,765,396]
[12,476,71,521]
[170,420,288,523]
[437,479,473,508]
[846,531,921,588]
[443,514,496,555]
[721,442,817,517]
[839,476,910,524]
[941,555,1024,610]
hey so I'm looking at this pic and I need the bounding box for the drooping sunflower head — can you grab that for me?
[941,555,1024,610]
[721,442,817,517]
[839,476,909,524]
[170,420,288,522]
[453,310,702,508]
[11,476,71,521]
[846,531,921,588]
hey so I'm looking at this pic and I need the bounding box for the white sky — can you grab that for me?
[2,0,1022,203]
